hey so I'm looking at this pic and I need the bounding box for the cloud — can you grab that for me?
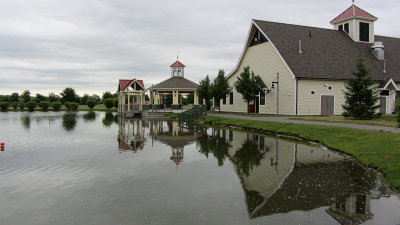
[0,0,399,95]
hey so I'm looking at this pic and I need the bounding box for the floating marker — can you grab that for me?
[0,142,4,152]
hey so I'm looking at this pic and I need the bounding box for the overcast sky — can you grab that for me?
[1,0,399,96]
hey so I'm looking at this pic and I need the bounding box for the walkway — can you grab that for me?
[208,113,400,134]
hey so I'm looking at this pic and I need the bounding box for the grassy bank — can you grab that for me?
[1,104,117,112]
[205,115,400,190]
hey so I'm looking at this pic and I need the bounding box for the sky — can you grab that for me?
[1,0,399,96]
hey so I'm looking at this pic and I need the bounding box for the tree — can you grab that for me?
[11,102,19,110]
[87,99,97,109]
[26,101,38,112]
[211,69,231,111]
[104,98,114,109]
[342,57,379,119]
[102,91,113,102]
[36,94,48,102]
[234,66,266,114]
[21,90,31,103]
[48,93,60,102]
[60,87,78,103]
[51,102,62,111]
[38,101,50,111]
[80,94,90,105]
[10,93,19,103]
[0,102,9,111]
[197,75,212,106]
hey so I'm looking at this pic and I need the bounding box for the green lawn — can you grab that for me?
[205,115,400,190]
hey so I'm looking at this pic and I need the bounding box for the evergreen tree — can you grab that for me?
[342,57,379,119]
[234,66,266,114]
[197,75,212,106]
[211,69,231,111]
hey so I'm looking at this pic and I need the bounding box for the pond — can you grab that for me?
[0,111,399,225]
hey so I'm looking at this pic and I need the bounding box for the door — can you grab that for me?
[321,95,334,115]
[379,97,387,114]
[255,98,259,114]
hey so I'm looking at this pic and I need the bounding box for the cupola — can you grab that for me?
[170,56,185,77]
[330,3,377,43]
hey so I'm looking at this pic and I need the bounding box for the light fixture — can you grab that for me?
[271,84,275,89]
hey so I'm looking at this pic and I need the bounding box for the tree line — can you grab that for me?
[0,87,119,111]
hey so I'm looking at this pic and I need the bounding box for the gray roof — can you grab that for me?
[253,20,400,82]
[149,76,198,90]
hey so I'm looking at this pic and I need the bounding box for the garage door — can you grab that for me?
[321,95,334,115]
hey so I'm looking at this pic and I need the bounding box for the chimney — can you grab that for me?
[371,41,384,60]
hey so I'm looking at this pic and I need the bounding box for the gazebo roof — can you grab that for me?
[118,79,145,91]
[170,60,185,67]
[149,76,198,90]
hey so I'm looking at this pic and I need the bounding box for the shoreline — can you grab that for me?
[204,115,400,191]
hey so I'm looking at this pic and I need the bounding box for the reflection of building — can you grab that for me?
[207,130,387,222]
[118,118,146,152]
[149,120,196,166]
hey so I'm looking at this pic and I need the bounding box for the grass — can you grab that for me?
[293,115,398,127]
[205,115,400,191]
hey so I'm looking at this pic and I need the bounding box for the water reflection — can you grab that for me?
[196,128,390,222]
[83,111,96,122]
[103,112,118,127]
[118,118,146,152]
[62,113,77,131]
[21,115,31,129]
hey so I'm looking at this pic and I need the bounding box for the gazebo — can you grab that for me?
[148,57,199,109]
[117,79,146,117]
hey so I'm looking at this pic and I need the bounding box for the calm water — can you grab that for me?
[0,111,399,225]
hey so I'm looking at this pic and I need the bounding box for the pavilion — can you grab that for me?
[149,57,199,109]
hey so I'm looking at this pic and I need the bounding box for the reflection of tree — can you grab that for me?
[197,128,231,166]
[21,115,31,129]
[103,112,118,127]
[83,111,96,122]
[232,137,265,177]
[62,113,77,131]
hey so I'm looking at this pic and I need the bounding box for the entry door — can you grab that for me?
[321,95,334,115]
[379,97,387,114]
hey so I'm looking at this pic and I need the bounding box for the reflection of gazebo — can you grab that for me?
[118,118,146,152]
[148,57,199,109]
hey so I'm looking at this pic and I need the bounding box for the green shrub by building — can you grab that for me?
[0,102,9,111]
[19,102,25,111]
[87,99,97,109]
[26,101,38,112]
[396,99,400,127]
[51,102,62,111]
[11,102,19,110]
[104,98,114,109]
[39,101,50,111]
[113,98,118,108]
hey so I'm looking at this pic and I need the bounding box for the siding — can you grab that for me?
[297,79,346,115]
[221,40,296,115]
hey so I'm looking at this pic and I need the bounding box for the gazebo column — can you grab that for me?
[172,90,180,110]
[194,90,199,105]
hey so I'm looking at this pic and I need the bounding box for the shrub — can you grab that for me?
[113,98,118,108]
[104,98,114,109]
[11,102,19,110]
[51,102,62,111]
[26,101,38,112]
[87,99,97,109]
[19,102,25,111]
[0,102,9,111]
[64,102,72,110]
[38,101,50,111]
[70,102,79,111]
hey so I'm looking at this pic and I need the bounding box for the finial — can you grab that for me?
[176,51,179,60]
[352,0,355,4]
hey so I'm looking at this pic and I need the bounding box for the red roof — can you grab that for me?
[119,79,145,91]
[170,60,185,68]
[330,4,377,24]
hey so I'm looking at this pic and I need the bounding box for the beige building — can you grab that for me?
[220,3,400,115]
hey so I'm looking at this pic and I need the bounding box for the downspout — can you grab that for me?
[295,78,299,115]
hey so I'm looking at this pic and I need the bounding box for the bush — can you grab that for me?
[0,102,9,111]
[51,102,62,111]
[87,99,97,109]
[11,102,19,110]
[70,102,79,111]
[38,101,50,111]
[104,98,114,109]
[113,98,118,108]
[26,101,38,112]
[19,102,25,111]
[64,102,72,110]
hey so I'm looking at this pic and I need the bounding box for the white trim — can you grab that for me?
[383,78,399,91]
[320,95,335,115]
[226,20,296,80]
